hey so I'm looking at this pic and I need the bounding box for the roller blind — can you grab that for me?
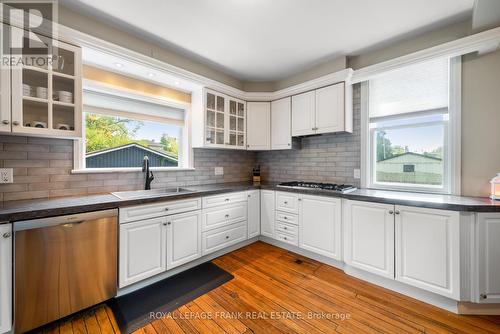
[368,58,449,119]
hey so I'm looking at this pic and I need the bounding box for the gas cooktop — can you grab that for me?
[277,181,357,194]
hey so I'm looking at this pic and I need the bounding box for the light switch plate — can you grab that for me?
[0,168,13,183]
[214,167,224,176]
[353,169,361,179]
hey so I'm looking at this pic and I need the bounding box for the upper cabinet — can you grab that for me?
[247,102,270,150]
[8,27,82,138]
[204,89,246,149]
[292,82,351,136]
[0,24,11,133]
[271,97,292,150]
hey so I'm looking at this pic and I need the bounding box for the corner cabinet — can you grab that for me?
[204,89,246,149]
[0,224,12,334]
[246,102,270,150]
[9,26,82,138]
[271,97,292,150]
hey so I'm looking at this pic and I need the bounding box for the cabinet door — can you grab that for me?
[476,213,500,303]
[119,217,167,288]
[260,190,275,238]
[395,205,460,300]
[167,211,201,270]
[276,191,299,214]
[0,224,12,334]
[315,83,345,134]
[343,200,395,279]
[246,102,270,150]
[205,90,226,147]
[247,190,261,238]
[0,24,11,133]
[299,195,342,260]
[291,91,315,136]
[227,98,246,149]
[271,97,291,149]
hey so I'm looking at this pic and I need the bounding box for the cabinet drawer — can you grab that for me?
[275,211,298,225]
[276,192,299,214]
[202,202,247,231]
[276,232,298,246]
[276,221,298,237]
[202,222,247,255]
[202,192,247,208]
[120,197,201,224]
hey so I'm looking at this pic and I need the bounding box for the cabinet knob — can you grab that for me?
[395,211,400,215]
[2,232,11,238]
[163,222,167,226]
[287,143,291,146]
[12,121,20,126]
[389,210,394,215]
[284,201,288,205]
[225,198,230,201]
[165,208,169,211]
[248,194,251,198]
[167,222,172,225]
[480,294,488,300]
[225,235,229,239]
[298,198,302,201]
[284,216,288,220]
[284,236,287,240]
[247,145,249,148]
[2,120,9,125]
[284,226,287,230]
[225,214,230,218]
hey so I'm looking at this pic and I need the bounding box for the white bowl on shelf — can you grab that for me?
[36,87,48,99]
[57,91,73,103]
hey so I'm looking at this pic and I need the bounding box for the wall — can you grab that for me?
[256,84,361,186]
[461,49,500,197]
[0,136,256,202]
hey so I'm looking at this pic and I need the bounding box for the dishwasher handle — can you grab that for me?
[14,209,117,231]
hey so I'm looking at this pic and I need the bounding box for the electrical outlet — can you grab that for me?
[0,168,13,183]
[353,169,361,179]
[214,167,224,176]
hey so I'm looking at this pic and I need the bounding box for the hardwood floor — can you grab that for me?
[36,241,500,334]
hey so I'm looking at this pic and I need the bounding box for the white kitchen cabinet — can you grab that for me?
[475,213,500,303]
[315,83,345,134]
[299,195,342,260]
[291,83,350,136]
[0,224,12,334]
[291,91,315,136]
[202,202,247,232]
[275,191,299,214]
[261,190,275,238]
[10,26,82,139]
[271,97,292,149]
[247,102,271,150]
[395,205,460,300]
[119,217,167,288]
[343,200,395,279]
[202,222,247,256]
[0,24,11,133]
[203,89,246,149]
[247,190,261,238]
[167,211,201,270]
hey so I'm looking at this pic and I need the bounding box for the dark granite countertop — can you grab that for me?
[1,182,499,222]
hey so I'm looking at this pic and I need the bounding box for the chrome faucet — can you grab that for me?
[142,156,154,190]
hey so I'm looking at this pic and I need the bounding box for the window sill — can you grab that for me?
[71,167,196,174]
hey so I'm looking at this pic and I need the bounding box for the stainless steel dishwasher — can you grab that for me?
[14,209,118,333]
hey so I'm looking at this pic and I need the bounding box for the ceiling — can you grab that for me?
[61,0,474,82]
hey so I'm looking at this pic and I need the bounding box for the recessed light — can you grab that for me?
[114,62,123,68]
[174,81,180,86]
[147,72,156,77]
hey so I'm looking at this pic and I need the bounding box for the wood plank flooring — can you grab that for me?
[35,241,500,334]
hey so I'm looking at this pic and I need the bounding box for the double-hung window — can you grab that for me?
[362,57,461,194]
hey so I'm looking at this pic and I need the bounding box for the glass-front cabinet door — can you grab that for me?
[10,27,82,138]
[0,24,11,132]
[205,89,246,149]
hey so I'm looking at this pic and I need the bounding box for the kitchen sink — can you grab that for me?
[111,187,196,200]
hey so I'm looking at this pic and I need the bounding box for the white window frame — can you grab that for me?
[72,83,194,173]
[361,57,461,195]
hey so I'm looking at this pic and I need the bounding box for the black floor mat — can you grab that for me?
[108,261,234,334]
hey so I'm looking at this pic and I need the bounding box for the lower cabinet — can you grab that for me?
[0,224,12,334]
[119,211,201,288]
[261,190,275,238]
[202,222,247,255]
[395,205,460,300]
[475,213,500,303]
[299,195,342,260]
[343,200,395,279]
[247,190,261,238]
[167,211,202,270]
[119,217,168,288]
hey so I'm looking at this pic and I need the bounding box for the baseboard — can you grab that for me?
[117,237,259,296]
[458,302,500,315]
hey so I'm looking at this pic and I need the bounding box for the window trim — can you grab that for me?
[72,84,193,173]
[360,56,461,195]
